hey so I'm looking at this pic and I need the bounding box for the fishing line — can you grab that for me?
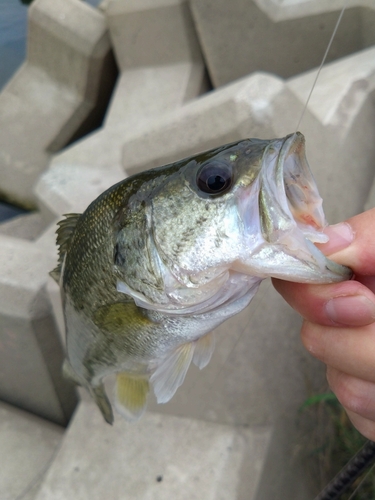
[302,2,375,499]
[294,0,348,134]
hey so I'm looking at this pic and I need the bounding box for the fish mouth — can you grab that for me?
[239,132,352,283]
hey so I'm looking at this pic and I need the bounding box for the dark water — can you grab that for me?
[0,0,28,90]
[0,201,27,223]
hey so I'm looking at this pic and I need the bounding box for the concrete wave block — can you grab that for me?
[0,401,63,500]
[35,159,125,224]
[108,0,204,69]
[0,0,117,209]
[190,0,375,87]
[0,230,77,425]
[365,183,375,211]
[103,63,208,131]
[35,0,209,224]
[120,72,301,174]
[104,0,208,128]
[253,0,375,20]
[35,73,292,222]
[0,211,45,241]
[35,397,274,500]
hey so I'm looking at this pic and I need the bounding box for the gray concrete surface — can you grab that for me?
[35,396,272,500]
[119,72,296,175]
[365,184,375,210]
[0,400,63,500]
[0,212,45,240]
[35,0,208,224]
[190,0,375,86]
[105,0,208,128]
[0,229,77,425]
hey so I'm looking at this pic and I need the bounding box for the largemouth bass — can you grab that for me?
[51,132,351,424]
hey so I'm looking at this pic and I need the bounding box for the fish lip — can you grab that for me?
[259,131,326,242]
[251,132,353,283]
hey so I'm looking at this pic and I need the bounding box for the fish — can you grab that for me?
[51,132,352,425]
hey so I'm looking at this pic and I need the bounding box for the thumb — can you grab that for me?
[317,208,375,276]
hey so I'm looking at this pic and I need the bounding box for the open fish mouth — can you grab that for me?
[238,132,353,283]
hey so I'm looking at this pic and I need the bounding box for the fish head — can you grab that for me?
[115,132,351,313]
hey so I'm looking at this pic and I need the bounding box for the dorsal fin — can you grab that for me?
[50,213,81,283]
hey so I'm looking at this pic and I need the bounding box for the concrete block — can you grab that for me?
[0,0,117,209]
[365,182,375,211]
[35,0,209,223]
[105,0,208,129]
[0,212,45,241]
[120,72,300,174]
[0,233,77,425]
[103,63,208,130]
[35,159,125,224]
[253,0,375,21]
[0,400,63,500]
[190,0,375,87]
[107,0,204,70]
[35,398,275,500]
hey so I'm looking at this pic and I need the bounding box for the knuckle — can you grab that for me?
[331,373,371,416]
[346,410,375,442]
[300,321,326,360]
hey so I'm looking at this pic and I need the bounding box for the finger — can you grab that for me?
[272,278,375,326]
[345,409,375,442]
[301,321,375,382]
[317,208,375,276]
[356,275,375,295]
[327,366,375,422]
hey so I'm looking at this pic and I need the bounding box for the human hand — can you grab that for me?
[272,208,375,440]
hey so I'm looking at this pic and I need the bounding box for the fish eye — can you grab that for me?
[196,161,232,194]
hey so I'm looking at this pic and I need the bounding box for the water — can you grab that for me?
[0,0,28,90]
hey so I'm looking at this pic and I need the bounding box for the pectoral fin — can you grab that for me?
[150,343,195,404]
[192,332,216,369]
[114,373,150,421]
